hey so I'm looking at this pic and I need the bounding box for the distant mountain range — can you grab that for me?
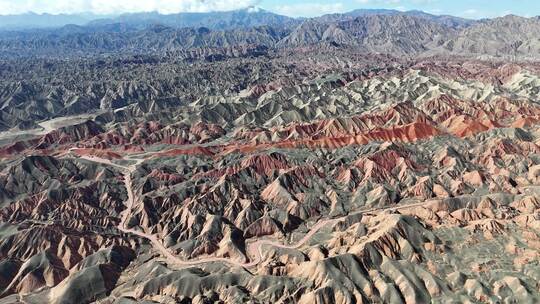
[1,8,540,60]
[0,12,109,29]
[0,7,467,30]
[0,7,296,30]
[87,8,298,30]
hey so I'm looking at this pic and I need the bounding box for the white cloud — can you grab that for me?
[0,0,260,15]
[428,8,443,14]
[273,3,345,17]
[462,9,479,16]
[356,0,401,4]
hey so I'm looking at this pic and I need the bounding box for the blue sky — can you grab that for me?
[267,0,538,18]
[0,0,537,18]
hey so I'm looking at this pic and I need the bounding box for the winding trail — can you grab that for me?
[76,151,426,268]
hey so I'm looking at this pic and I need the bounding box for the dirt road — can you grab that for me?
[77,153,426,268]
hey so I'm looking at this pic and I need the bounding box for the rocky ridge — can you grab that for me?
[2,59,540,302]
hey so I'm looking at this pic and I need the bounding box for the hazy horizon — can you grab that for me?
[0,0,538,19]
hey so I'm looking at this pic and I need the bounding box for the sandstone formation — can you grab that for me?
[2,7,540,304]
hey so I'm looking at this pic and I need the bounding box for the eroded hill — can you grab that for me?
[2,56,540,303]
